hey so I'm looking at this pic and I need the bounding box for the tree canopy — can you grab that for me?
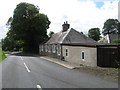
[49,31,54,37]
[5,2,50,53]
[102,19,120,36]
[88,28,101,41]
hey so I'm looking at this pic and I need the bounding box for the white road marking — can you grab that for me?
[20,56,23,61]
[23,62,30,72]
[20,56,30,72]
[37,85,42,90]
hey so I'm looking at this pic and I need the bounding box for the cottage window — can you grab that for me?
[48,45,51,52]
[81,51,85,61]
[45,45,47,52]
[47,45,49,52]
[65,48,68,57]
[57,45,61,55]
[52,45,55,53]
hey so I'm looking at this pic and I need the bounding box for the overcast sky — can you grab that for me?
[0,0,119,39]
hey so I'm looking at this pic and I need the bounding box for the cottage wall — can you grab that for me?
[62,45,97,66]
[39,44,62,59]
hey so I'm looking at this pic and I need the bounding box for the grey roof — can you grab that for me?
[98,34,120,43]
[46,28,96,44]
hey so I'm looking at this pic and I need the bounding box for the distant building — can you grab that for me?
[98,34,120,43]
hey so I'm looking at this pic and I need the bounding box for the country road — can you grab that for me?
[0,52,118,89]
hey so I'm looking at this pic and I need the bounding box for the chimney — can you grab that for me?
[62,21,70,32]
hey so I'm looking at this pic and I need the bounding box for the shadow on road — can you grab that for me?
[10,51,40,57]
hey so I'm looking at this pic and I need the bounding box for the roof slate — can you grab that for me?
[46,28,96,44]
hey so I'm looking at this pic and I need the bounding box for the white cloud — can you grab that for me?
[0,0,118,39]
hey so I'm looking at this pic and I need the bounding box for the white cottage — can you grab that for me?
[39,22,119,67]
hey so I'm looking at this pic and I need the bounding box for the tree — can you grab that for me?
[112,38,120,43]
[7,2,50,53]
[49,31,54,37]
[88,28,101,41]
[2,36,24,51]
[102,19,120,36]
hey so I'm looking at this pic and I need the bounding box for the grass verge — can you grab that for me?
[0,51,9,62]
[75,66,118,82]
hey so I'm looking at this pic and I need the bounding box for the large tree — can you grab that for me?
[88,28,101,41]
[7,2,50,53]
[102,19,120,36]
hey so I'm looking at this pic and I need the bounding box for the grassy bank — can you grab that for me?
[75,66,118,82]
[0,50,10,62]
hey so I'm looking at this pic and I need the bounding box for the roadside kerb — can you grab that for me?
[40,57,76,69]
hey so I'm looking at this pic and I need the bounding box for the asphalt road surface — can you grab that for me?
[0,52,118,89]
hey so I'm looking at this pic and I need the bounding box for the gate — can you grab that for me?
[97,46,119,68]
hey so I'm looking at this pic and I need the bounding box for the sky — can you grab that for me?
[0,0,119,39]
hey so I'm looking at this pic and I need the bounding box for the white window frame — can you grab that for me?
[45,45,47,52]
[52,45,55,53]
[81,51,85,61]
[48,45,51,53]
[57,45,61,56]
[65,48,68,57]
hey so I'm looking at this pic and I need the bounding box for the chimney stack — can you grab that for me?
[62,21,70,32]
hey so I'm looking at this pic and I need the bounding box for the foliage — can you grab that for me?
[2,37,23,51]
[102,19,120,36]
[5,2,50,53]
[88,28,101,41]
[0,49,6,62]
[112,38,120,43]
[49,31,54,37]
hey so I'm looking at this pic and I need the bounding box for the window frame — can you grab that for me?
[52,45,56,53]
[45,45,48,52]
[65,48,68,57]
[57,45,61,56]
[81,51,85,61]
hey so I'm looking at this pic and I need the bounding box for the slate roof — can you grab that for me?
[46,28,96,44]
[98,34,120,43]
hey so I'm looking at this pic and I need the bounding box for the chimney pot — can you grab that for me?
[62,21,70,32]
[66,21,68,24]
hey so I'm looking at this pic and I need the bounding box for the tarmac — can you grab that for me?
[40,56,80,69]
